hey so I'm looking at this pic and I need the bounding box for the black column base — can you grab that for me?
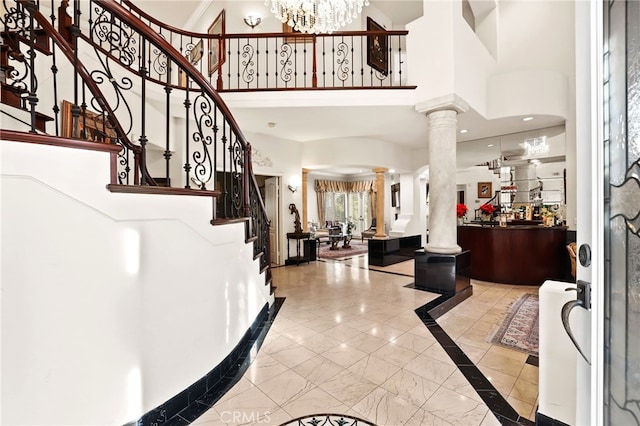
[414,249,471,296]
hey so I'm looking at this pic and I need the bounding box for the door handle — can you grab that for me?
[561,281,591,365]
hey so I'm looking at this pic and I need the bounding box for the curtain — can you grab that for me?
[369,185,377,221]
[316,190,325,226]
[314,179,375,226]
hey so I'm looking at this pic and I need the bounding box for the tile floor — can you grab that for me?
[192,255,539,426]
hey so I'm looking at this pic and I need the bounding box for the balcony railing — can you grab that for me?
[119,0,412,91]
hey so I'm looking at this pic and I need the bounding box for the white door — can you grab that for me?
[265,177,280,265]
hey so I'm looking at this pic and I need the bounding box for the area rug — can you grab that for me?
[318,239,368,260]
[488,293,539,356]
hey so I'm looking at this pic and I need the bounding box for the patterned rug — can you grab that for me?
[488,293,539,356]
[280,414,376,426]
[318,240,368,260]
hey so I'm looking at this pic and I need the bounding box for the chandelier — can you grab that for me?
[266,0,370,34]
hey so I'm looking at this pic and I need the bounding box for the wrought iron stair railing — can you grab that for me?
[0,0,271,281]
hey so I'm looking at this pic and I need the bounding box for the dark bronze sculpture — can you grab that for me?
[289,203,303,234]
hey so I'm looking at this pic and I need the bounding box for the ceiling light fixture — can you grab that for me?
[266,0,369,34]
[487,144,494,147]
[287,184,298,193]
[522,116,534,122]
[459,129,468,134]
[243,15,262,29]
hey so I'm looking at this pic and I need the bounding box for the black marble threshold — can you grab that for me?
[129,297,285,426]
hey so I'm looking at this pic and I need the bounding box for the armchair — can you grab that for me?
[361,218,377,242]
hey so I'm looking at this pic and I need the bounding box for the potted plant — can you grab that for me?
[479,203,497,221]
[344,218,356,248]
[456,203,468,225]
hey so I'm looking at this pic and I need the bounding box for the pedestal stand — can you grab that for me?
[285,232,311,265]
[414,250,473,316]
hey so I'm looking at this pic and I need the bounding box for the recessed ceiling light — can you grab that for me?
[389,169,395,173]
[522,116,534,122]
[267,122,276,127]
[459,129,468,134]
[488,144,494,147]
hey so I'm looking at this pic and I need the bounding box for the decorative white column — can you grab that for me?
[373,167,388,238]
[423,105,465,254]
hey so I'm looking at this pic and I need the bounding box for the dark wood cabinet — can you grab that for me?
[457,225,568,285]
[368,235,422,267]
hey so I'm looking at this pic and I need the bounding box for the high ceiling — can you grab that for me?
[136,0,567,175]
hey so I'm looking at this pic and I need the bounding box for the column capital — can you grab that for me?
[415,93,469,115]
[302,168,311,174]
[372,167,389,174]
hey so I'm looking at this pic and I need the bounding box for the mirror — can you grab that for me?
[456,125,566,212]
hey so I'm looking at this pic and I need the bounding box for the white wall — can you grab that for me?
[1,140,271,425]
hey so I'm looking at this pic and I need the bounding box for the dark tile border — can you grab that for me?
[414,293,535,426]
[526,355,539,367]
[130,297,285,426]
[536,411,571,426]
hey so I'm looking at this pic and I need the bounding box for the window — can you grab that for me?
[324,191,371,233]
[324,192,346,223]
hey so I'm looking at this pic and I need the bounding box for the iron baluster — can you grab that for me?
[138,38,148,185]
[293,36,297,88]
[255,37,259,89]
[163,69,172,187]
[24,1,37,133]
[183,79,191,188]
[235,37,239,89]
[360,36,364,87]
[302,36,306,87]
[264,37,270,89]
[220,120,227,217]
[241,36,255,89]
[70,0,80,138]
[322,37,326,86]
[350,35,354,86]
[311,36,317,87]
[48,0,60,135]
[397,34,402,86]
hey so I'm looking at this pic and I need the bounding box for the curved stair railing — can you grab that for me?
[1,0,271,284]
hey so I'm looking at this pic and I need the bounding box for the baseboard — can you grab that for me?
[131,297,285,426]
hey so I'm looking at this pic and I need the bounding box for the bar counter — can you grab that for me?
[457,224,568,285]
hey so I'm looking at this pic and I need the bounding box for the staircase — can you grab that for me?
[0,0,272,291]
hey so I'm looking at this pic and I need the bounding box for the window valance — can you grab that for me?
[314,179,375,193]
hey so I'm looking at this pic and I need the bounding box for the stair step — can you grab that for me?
[211,217,249,226]
[152,177,171,187]
[1,83,53,132]
[1,28,52,56]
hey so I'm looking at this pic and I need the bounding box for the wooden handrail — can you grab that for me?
[94,0,250,150]
[0,129,123,153]
[120,0,406,40]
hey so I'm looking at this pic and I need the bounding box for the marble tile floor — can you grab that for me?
[193,256,539,426]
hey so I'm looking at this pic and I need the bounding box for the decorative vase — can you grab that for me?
[457,217,464,226]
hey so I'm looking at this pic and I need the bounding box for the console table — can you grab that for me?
[368,235,422,266]
[285,232,311,266]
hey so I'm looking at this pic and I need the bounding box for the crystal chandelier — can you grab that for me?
[266,0,370,34]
